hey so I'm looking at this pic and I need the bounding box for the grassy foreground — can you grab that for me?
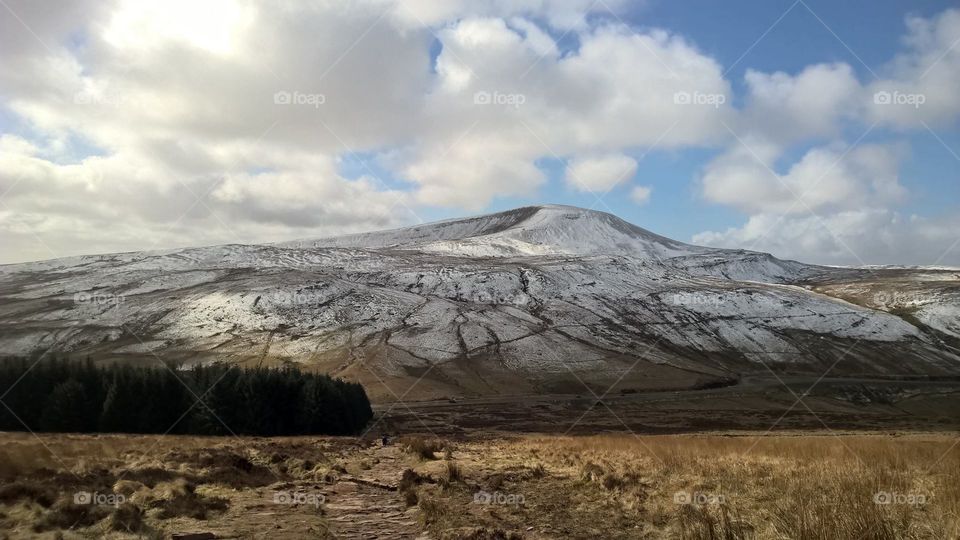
[0,431,957,538]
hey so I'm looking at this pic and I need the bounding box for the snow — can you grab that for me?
[282,205,700,260]
[916,304,960,339]
[0,204,957,378]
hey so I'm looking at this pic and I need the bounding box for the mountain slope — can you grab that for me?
[282,204,700,259]
[0,205,957,401]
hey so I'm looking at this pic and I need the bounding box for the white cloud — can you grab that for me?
[0,1,957,265]
[384,0,629,30]
[2,1,730,234]
[695,139,928,265]
[565,154,638,193]
[0,0,435,261]
[0,134,414,262]
[866,9,960,129]
[740,63,861,143]
[693,210,960,267]
[700,143,907,215]
[103,0,253,55]
[689,9,960,266]
[403,132,548,210]
[396,17,732,208]
[630,185,652,205]
[553,25,733,149]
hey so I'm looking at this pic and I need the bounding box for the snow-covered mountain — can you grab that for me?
[1,205,958,401]
[282,205,699,260]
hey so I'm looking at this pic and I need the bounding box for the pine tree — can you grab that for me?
[39,379,90,432]
[1,356,373,436]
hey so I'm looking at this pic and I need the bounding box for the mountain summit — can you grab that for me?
[284,205,698,259]
[1,206,957,401]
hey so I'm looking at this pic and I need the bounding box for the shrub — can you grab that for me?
[403,437,445,460]
[445,462,463,483]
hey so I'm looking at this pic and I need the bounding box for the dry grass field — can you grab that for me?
[0,431,958,539]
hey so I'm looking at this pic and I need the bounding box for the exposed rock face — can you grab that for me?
[1,205,958,401]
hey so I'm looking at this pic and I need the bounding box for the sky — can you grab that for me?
[0,0,958,266]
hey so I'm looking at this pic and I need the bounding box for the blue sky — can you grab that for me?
[0,0,957,265]
[408,0,960,248]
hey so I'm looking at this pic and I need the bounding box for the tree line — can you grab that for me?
[0,357,373,436]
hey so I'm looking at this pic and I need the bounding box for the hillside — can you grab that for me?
[1,205,958,401]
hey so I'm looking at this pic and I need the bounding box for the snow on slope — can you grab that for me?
[282,205,700,259]
[0,204,957,399]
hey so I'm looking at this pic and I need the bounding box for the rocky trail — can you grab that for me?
[169,444,429,539]
[321,445,427,539]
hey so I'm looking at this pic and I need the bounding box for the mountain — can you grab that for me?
[1,205,958,401]
[281,205,697,259]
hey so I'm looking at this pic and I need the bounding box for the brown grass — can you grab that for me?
[0,433,344,538]
[401,435,448,460]
[445,461,464,483]
[0,432,957,538]
[405,433,960,539]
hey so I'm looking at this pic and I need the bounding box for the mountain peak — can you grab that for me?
[283,204,698,259]
[524,203,586,211]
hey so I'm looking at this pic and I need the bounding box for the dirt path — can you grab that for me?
[322,444,428,539]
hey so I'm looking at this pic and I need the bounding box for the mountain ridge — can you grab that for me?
[280,204,703,260]
[0,205,957,401]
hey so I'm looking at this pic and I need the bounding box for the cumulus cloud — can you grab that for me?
[402,131,548,210]
[565,154,638,193]
[0,1,957,265]
[384,0,628,31]
[0,134,413,262]
[0,0,434,261]
[694,137,942,265]
[691,9,960,266]
[700,143,907,215]
[866,8,960,129]
[693,210,960,267]
[1,0,735,251]
[630,185,652,205]
[740,63,861,143]
[397,17,732,208]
